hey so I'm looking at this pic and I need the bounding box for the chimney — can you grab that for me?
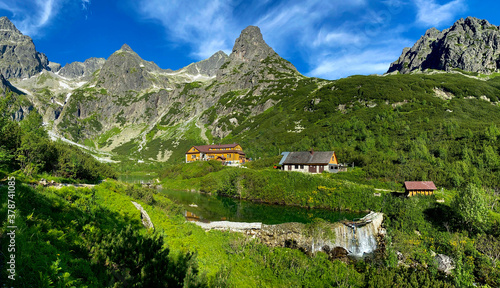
[310,148,314,155]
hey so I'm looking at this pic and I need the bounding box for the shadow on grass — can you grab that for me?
[424,203,462,233]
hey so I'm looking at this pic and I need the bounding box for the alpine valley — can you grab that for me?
[2,14,500,287]
[2,15,500,178]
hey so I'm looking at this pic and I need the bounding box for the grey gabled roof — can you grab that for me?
[281,151,335,165]
[279,152,290,165]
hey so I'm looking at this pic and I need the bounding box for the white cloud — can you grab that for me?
[133,0,429,79]
[0,0,58,36]
[82,0,90,10]
[414,0,466,27]
[135,0,371,62]
[307,47,403,80]
[137,0,235,59]
[253,0,417,79]
[313,30,368,47]
[256,0,367,50]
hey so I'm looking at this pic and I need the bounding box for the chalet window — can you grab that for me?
[294,165,299,169]
[191,155,196,159]
[300,165,304,169]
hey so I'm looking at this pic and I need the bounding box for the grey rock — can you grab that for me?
[435,254,455,274]
[96,44,162,94]
[202,25,299,137]
[183,50,228,77]
[388,17,500,75]
[0,17,49,79]
[11,104,33,121]
[48,62,61,73]
[0,74,24,96]
[0,74,11,94]
[58,57,105,78]
[217,26,297,80]
[232,26,278,62]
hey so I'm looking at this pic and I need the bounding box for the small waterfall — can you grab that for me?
[307,212,383,257]
[347,222,378,257]
[333,211,382,257]
[200,211,384,259]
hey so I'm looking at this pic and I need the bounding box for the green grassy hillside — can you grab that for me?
[224,73,500,188]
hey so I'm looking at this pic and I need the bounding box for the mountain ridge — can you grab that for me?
[2,16,500,166]
[388,16,500,75]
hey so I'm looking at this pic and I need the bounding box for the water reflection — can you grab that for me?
[117,175,365,224]
[159,188,364,225]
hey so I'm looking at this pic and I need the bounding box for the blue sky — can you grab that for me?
[1,0,499,80]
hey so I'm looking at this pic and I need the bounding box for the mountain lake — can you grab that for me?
[118,174,365,224]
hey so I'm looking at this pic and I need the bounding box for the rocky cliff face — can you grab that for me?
[95,44,166,94]
[0,74,24,96]
[388,17,500,74]
[216,25,298,89]
[0,74,13,94]
[200,25,302,138]
[183,50,228,77]
[0,18,310,162]
[0,17,49,79]
[48,62,62,73]
[59,57,106,79]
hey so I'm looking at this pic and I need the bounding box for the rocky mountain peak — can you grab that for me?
[231,25,276,62]
[58,57,105,78]
[120,43,134,53]
[183,50,228,77]
[96,44,161,94]
[455,16,493,30]
[214,25,298,95]
[214,50,227,57]
[0,17,49,79]
[388,17,500,75]
[0,17,21,34]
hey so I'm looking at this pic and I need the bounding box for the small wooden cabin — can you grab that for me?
[404,181,437,197]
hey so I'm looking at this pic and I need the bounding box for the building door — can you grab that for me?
[318,166,324,173]
[308,165,317,173]
[288,165,292,171]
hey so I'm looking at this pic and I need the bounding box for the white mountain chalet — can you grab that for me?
[279,150,340,173]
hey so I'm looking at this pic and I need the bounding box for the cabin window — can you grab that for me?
[294,165,299,169]
[300,165,304,169]
[191,155,196,159]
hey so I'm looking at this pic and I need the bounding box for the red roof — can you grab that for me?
[404,181,437,191]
